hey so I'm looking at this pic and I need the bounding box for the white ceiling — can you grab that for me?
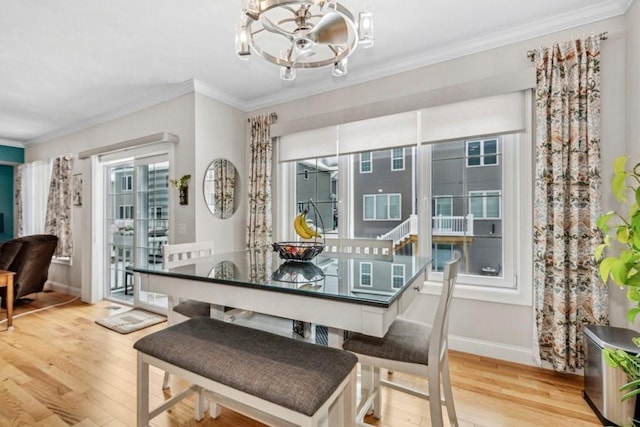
[0,0,632,144]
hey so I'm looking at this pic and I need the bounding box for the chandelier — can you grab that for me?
[235,0,374,81]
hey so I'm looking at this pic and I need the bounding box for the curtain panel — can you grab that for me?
[45,155,73,257]
[532,35,607,372]
[246,114,274,249]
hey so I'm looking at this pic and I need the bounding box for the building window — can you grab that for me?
[363,194,401,220]
[391,148,405,171]
[152,206,163,219]
[469,190,501,219]
[122,174,133,191]
[391,264,405,289]
[119,205,134,219]
[466,139,499,167]
[360,152,372,173]
[360,262,372,286]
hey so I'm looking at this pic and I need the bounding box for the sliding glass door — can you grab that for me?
[104,154,169,312]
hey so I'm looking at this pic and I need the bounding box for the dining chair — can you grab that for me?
[342,251,461,427]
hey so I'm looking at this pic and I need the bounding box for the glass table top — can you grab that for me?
[133,249,431,308]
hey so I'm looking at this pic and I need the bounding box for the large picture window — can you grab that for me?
[277,91,530,299]
[363,194,401,220]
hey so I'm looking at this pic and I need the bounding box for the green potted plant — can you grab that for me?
[597,155,640,409]
[170,174,191,205]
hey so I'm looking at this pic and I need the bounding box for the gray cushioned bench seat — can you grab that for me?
[172,299,210,318]
[134,317,357,417]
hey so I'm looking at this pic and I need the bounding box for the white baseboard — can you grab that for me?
[448,334,537,367]
[45,281,81,297]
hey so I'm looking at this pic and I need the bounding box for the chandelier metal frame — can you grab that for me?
[236,0,373,80]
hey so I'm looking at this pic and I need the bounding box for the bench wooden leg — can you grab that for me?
[137,353,150,427]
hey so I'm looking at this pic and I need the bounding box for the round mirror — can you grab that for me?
[203,158,240,219]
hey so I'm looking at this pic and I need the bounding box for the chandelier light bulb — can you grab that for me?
[332,58,348,77]
[358,11,374,48]
[280,66,296,81]
[235,23,251,58]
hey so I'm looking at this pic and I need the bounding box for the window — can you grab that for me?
[469,190,501,219]
[119,205,134,219]
[391,148,405,171]
[277,91,531,302]
[18,160,52,236]
[363,194,401,220]
[466,139,499,167]
[360,152,372,173]
[122,174,133,191]
[392,264,405,289]
[360,262,372,286]
[152,206,163,219]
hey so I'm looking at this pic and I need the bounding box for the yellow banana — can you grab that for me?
[293,213,313,239]
[299,212,322,238]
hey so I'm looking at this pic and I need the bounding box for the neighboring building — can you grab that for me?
[352,148,415,240]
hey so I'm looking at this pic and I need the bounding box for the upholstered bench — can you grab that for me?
[134,317,357,426]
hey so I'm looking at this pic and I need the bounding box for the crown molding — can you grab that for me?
[0,138,25,148]
[26,80,197,146]
[23,0,632,141]
[192,79,248,111]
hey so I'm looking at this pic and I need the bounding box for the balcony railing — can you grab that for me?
[432,214,474,236]
[378,213,475,247]
[378,214,418,246]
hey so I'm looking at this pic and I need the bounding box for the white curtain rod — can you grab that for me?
[526,31,608,61]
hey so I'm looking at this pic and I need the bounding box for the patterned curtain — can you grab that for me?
[214,159,236,219]
[14,165,24,237]
[532,35,607,372]
[246,114,274,249]
[45,155,73,257]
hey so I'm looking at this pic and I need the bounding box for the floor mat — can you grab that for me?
[95,309,165,334]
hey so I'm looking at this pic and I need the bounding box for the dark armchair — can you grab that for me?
[0,234,59,306]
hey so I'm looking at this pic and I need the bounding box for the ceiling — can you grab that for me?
[0,0,632,144]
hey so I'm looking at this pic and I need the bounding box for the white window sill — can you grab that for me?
[422,279,532,306]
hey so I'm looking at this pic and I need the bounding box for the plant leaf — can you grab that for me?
[611,259,631,285]
[627,307,640,323]
[613,172,629,202]
[614,155,629,174]
[595,243,607,261]
[617,226,630,244]
[599,257,618,283]
[597,211,616,233]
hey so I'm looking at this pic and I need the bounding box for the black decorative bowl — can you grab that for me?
[271,261,325,283]
[271,241,325,262]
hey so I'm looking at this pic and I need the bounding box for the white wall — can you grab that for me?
[194,93,248,251]
[254,15,629,365]
[25,93,196,301]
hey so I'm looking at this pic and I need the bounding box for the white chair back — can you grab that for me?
[163,241,216,268]
[430,251,461,365]
[323,238,393,260]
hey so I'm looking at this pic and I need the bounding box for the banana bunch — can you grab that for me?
[294,210,322,239]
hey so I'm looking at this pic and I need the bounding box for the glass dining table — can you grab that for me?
[133,248,432,347]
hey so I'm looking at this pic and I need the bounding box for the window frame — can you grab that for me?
[391,264,405,289]
[122,174,133,191]
[466,139,500,168]
[359,152,372,173]
[363,193,402,221]
[391,148,405,171]
[359,262,373,287]
[468,190,502,220]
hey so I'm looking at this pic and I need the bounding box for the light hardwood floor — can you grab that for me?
[0,299,601,426]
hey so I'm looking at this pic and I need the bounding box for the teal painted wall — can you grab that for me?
[0,145,24,242]
[0,145,24,164]
[0,166,14,242]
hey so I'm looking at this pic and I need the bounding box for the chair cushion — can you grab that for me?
[343,318,431,365]
[134,317,357,416]
[172,300,210,318]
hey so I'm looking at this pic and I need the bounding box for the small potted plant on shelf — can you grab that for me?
[597,155,640,411]
[170,174,191,205]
